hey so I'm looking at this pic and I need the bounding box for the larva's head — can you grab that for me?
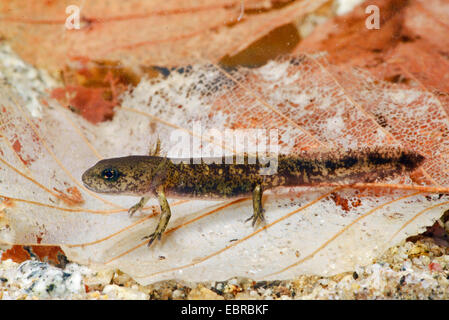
[82,156,160,195]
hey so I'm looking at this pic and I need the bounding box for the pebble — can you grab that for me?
[187,286,224,300]
[102,284,148,300]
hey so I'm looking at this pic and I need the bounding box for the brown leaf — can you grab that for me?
[0,0,327,71]
[295,0,449,110]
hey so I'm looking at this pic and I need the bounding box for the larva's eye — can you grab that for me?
[101,168,120,181]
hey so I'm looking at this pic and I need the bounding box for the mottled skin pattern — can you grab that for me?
[82,147,424,246]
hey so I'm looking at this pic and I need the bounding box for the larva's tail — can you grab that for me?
[275,147,425,187]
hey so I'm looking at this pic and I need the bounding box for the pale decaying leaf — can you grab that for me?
[1,50,449,285]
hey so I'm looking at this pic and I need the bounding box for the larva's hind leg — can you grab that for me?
[246,184,265,227]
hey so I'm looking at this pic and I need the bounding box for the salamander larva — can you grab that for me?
[82,146,424,246]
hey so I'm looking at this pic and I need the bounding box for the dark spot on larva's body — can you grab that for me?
[368,153,393,165]
[303,160,318,173]
[398,152,425,170]
[325,160,337,171]
[342,156,358,168]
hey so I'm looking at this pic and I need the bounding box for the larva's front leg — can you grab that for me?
[128,138,163,219]
[128,196,151,217]
[246,184,265,227]
[143,185,171,246]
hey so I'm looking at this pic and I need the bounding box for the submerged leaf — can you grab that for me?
[1,46,449,284]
